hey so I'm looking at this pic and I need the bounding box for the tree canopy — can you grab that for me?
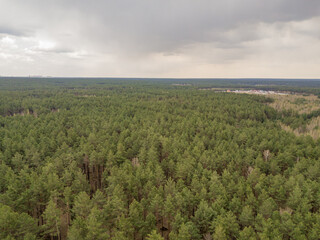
[1,78,320,239]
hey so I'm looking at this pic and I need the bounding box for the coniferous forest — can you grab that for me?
[1,78,320,240]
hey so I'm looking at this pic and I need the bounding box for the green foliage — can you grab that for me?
[193,200,214,234]
[0,203,38,239]
[239,205,254,227]
[146,230,164,240]
[0,78,320,239]
[213,224,227,240]
[42,199,61,238]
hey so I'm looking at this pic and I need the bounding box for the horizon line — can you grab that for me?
[1,76,320,80]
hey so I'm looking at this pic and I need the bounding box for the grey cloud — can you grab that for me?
[31,46,76,54]
[2,0,320,53]
[0,0,319,77]
[72,0,320,55]
[0,26,29,36]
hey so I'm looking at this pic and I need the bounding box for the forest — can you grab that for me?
[1,77,320,240]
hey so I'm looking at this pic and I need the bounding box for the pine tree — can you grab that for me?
[213,225,227,240]
[146,230,164,240]
[42,199,61,240]
[239,205,254,227]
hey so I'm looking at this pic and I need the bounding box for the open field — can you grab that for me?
[266,94,320,139]
[268,94,320,114]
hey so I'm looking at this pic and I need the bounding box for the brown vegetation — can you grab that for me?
[268,94,320,114]
[267,94,320,139]
[279,118,320,140]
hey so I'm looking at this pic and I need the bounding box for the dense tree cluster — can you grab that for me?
[0,79,320,239]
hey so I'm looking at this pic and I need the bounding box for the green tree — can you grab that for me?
[42,199,61,239]
[239,227,256,240]
[194,200,214,234]
[73,192,92,218]
[86,207,109,240]
[213,224,227,240]
[0,203,38,239]
[239,205,254,227]
[146,230,164,240]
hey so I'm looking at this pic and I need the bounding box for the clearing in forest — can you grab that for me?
[267,94,320,139]
[268,94,320,114]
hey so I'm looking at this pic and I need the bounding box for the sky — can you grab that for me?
[0,0,320,78]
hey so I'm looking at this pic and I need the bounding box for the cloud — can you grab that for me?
[0,0,319,77]
[0,26,27,36]
[69,0,320,54]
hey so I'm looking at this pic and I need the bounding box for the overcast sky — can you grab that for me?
[0,0,320,78]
